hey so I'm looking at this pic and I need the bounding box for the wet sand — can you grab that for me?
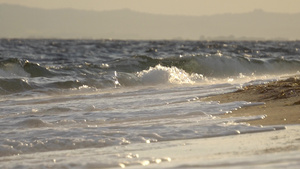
[132,76,300,168]
[2,125,300,168]
[204,76,300,126]
[131,125,300,168]
[2,78,300,169]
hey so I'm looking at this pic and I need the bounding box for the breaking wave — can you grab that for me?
[129,55,300,77]
[136,64,202,85]
[1,52,300,95]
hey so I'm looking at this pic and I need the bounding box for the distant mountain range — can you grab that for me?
[1,4,300,40]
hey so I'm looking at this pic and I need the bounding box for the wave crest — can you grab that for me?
[0,58,54,78]
[136,64,203,85]
[131,54,300,77]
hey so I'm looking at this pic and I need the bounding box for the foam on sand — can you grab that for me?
[129,125,300,168]
[1,125,298,168]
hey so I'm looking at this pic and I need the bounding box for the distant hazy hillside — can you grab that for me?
[0,4,300,40]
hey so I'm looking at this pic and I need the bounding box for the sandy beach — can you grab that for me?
[204,76,300,126]
[2,77,300,169]
[130,125,300,168]
[1,125,300,169]
[126,76,299,168]
[2,39,300,168]
[132,76,300,168]
[121,77,300,168]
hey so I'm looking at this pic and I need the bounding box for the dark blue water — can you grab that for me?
[1,39,300,95]
[0,39,299,168]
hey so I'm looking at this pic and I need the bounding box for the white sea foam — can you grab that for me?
[1,40,298,168]
[0,82,284,159]
[136,64,203,85]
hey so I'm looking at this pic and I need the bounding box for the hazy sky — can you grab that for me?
[1,0,300,16]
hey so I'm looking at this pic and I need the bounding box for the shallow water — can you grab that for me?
[0,39,300,168]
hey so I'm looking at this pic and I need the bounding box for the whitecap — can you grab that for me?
[136,64,202,85]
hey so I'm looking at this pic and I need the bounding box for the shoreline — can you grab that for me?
[204,76,300,126]
[2,125,300,168]
[2,78,300,169]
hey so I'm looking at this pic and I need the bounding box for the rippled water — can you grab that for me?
[0,39,299,168]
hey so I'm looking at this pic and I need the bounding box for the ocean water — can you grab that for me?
[0,39,300,168]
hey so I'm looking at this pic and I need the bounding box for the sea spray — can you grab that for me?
[136,64,203,85]
[0,39,299,168]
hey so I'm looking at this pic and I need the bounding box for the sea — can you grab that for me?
[0,39,300,168]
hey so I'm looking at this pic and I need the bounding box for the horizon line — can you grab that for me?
[1,3,299,17]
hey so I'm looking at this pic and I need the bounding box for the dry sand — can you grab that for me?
[204,76,300,126]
